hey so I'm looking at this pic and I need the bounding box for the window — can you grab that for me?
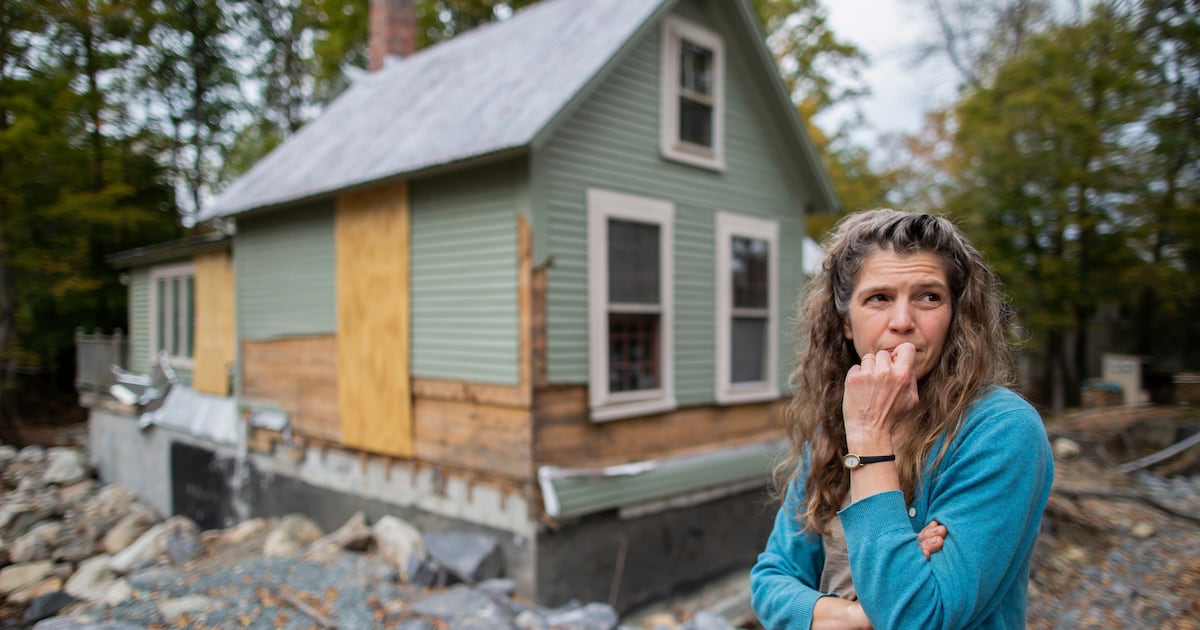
[588,189,676,421]
[716,212,779,403]
[149,263,195,367]
[660,16,725,171]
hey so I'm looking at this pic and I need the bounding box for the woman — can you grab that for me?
[750,209,1053,629]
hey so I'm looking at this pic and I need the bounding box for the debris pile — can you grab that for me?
[0,443,740,629]
[1029,405,1200,629]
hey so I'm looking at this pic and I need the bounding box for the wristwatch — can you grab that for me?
[842,453,896,469]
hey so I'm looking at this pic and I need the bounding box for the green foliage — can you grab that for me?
[0,0,181,423]
[935,1,1200,405]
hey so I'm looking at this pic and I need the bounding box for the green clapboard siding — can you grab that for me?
[539,439,786,518]
[236,201,337,341]
[410,161,525,385]
[128,268,151,375]
[538,1,810,405]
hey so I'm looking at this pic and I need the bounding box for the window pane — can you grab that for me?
[732,236,769,309]
[731,316,767,383]
[609,312,660,392]
[156,279,166,352]
[679,97,713,147]
[184,276,195,358]
[608,219,660,304]
[679,39,712,95]
[171,277,181,356]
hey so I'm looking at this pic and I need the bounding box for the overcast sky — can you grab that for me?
[817,0,962,145]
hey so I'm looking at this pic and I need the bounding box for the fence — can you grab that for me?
[75,328,127,394]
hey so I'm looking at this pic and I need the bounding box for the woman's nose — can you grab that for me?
[889,303,915,332]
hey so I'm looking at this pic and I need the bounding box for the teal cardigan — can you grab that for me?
[750,387,1053,629]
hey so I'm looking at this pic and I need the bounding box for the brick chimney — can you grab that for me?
[369,0,416,71]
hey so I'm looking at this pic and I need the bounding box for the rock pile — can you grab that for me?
[0,443,741,629]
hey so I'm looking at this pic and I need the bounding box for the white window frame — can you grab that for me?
[148,262,196,369]
[587,188,676,422]
[659,15,726,171]
[715,212,779,404]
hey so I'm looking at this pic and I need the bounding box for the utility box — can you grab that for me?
[1101,354,1145,406]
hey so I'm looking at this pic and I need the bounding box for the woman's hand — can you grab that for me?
[918,519,947,560]
[813,596,874,630]
[842,342,920,451]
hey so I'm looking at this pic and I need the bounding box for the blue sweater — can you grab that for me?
[750,387,1053,629]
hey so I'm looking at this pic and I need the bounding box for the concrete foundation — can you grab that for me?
[88,409,773,611]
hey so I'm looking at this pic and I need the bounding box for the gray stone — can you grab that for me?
[679,611,735,630]
[43,448,88,485]
[411,586,516,629]
[34,619,144,630]
[11,521,63,563]
[477,577,516,597]
[311,510,372,552]
[545,602,620,630]
[373,515,426,581]
[22,591,77,624]
[263,513,324,557]
[110,516,200,574]
[423,531,504,583]
[515,608,551,630]
[102,506,159,554]
[64,554,119,602]
[158,594,217,622]
[0,444,18,467]
[17,445,46,463]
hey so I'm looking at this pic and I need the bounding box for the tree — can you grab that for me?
[0,0,180,436]
[948,4,1158,412]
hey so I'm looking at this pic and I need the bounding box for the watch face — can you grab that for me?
[844,454,861,468]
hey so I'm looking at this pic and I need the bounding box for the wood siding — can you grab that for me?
[192,250,236,395]
[536,1,809,406]
[336,181,413,457]
[409,161,525,385]
[236,201,337,341]
[534,385,784,468]
[242,335,339,442]
[127,268,151,375]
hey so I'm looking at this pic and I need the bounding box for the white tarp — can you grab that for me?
[139,384,239,446]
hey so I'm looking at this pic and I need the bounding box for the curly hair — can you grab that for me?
[775,209,1015,534]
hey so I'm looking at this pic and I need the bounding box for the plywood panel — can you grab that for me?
[413,398,533,479]
[192,250,235,395]
[336,181,413,458]
[242,336,340,442]
[534,385,786,468]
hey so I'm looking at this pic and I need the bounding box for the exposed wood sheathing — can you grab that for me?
[242,336,340,442]
[534,386,785,468]
[408,214,537,480]
[336,181,413,457]
[192,250,236,395]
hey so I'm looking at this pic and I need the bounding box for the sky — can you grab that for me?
[817,0,962,146]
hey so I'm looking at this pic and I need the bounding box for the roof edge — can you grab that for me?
[106,232,231,269]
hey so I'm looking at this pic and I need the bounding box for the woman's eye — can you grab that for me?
[919,293,943,303]
[866,294,887,303]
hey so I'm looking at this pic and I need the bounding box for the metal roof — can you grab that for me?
[201,0,670,220]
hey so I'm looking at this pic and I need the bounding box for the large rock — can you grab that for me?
[0,560,55,595]
[544,602,620,630]
[423,531,504,583]
[411,586,515,630]
[103,505,160,554]
[311,511,373,552]
[109,516,201,574]
[22,590,77,625]
[263,514,324,557]
[64,554,120,602]
[43,448,88,486]
[157,595,217,622]
[372,515,426,581]
[8,576,65,604]
[11,521,64,563]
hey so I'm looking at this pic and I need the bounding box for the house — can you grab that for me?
[86,0,839,611]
